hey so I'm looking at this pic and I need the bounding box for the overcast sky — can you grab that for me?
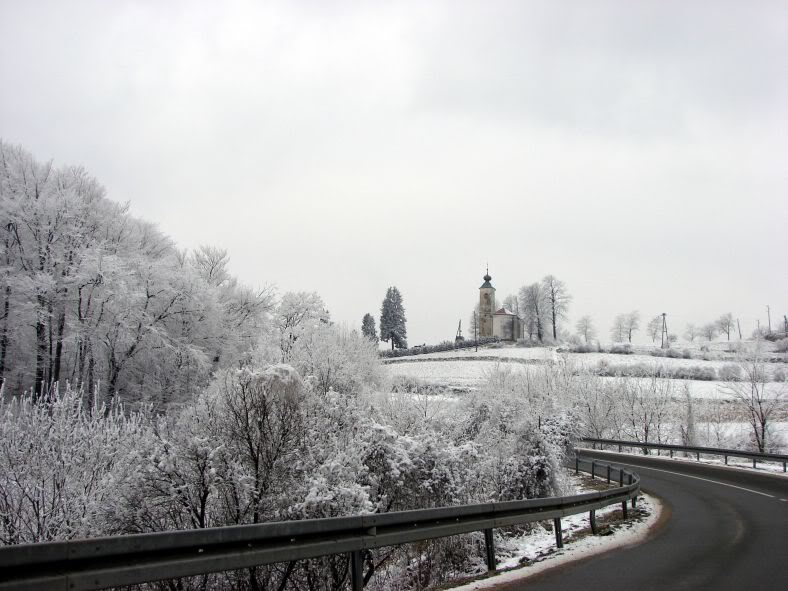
[2,0,786,345]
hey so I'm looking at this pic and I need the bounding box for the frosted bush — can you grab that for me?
[719,364,742,381]
[0,385,147,544]
[610,343,633,354]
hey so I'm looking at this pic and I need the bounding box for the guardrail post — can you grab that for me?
[575,457,579,475]
[784,461,786,473]
[590,510,598,535]
[553,518,563,548]
[696,451,700,461]
[621,501,628,518]
[753,458,756,469]
[669,449,673,458]
[350,550,363,591]
[618,444,622,452]
[631,495,637,509]
[619,469,624,487]
[724,454,728,465]
[484,528,496,571]
[590,461,595,479]
[606,465,611,484]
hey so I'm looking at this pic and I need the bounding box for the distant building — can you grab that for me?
[479,269,526,341]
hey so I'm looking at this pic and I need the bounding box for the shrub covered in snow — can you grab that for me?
[609,343,634,354]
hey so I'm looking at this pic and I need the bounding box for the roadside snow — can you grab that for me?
[448,493,661,590]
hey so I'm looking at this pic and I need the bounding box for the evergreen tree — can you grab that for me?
[361,313,378,343]
[380,287,407,351]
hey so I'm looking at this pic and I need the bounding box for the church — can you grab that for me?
[479,270,527,341]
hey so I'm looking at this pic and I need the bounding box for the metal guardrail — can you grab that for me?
[0,458,639,591]
[581,437,788,472]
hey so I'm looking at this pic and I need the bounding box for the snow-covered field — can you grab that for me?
[385,344,787,374]
[386,359,785,401]
[385,344,787,402]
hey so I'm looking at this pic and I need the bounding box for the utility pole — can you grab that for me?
[736,318,742,340]
[766,305,771,334]
[474,311,478,352]
[660,313,668,349]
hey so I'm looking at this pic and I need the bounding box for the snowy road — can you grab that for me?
[491,450,788,590]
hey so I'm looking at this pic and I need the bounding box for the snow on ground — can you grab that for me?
[386,360,784,401]
[596,376,787,400]
[387,360,523,389]
[448,492,661,590]
[386,344,786,374]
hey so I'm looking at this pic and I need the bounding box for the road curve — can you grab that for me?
[497,450,788,591]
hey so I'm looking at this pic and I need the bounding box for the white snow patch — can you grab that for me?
[448,493,661,590]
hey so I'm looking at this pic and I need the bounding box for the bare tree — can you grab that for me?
[469,303,480,338]
[610,314,627,342]
[723,356,785,452]
[647,315,662,343]
[541,275,571,340]
[519,283,548,342]
[502,294,519,316]
[716,313,735,341]
[624,311,640,343]
[684,323,699,342]
[575,316,596,343]
[701,323,717,342]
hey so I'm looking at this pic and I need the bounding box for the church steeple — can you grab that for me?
[480,266,493,289]
[479,267,495,337]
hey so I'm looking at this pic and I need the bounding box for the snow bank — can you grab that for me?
[449,493,662,590]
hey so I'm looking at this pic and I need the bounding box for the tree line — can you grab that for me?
[0,141,272,407]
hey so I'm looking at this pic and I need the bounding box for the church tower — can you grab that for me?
[479,268,495,338]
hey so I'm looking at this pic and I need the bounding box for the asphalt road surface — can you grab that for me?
[497,451,788,591]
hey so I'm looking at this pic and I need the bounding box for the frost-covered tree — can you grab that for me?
[380,286,407,350]
[502,293,519,316]
[701,322,718,342]
[0,142,271,407]
[716,313,735,341]
[684,323,699,342]
[361,313,377,342]
[610,314,627,342]
[290,324,381,395]
[575,315,596,343]
[624,311,640,343]
[541,275,571,340]
[519,283,547,342]
[275,291,330,362]
[647,315,662,343]
[469,303,480,338]
[723,355,785,452]
[0,384,145,544]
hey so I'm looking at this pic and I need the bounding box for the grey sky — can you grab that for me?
[2,0,786,345]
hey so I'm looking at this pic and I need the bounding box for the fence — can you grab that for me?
[0,458,639,591]
[580,437,788,472]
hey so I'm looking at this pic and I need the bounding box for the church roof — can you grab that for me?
[480,270,494,289]
[494,307,516,316]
